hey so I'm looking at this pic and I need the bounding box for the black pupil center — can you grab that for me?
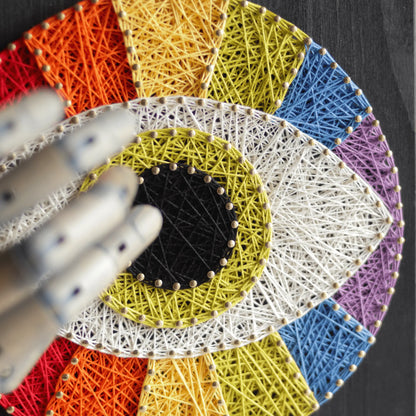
[127,163,238,290]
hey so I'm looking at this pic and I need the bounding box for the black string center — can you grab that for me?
[127,163,238,290]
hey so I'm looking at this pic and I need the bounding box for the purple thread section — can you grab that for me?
[279,299,373,405]
[333,114,404,334]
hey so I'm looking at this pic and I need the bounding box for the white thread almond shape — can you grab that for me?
[54,97,392,357]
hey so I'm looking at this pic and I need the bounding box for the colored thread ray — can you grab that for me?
[59,97,391,358]
[279,299,374,405]
[24,0,136,117]
[0,39,47,109]
[212,332,319,415]
[332,114,404,334]
[208,0,309,113]
[81,127,271,329]
[45,346,148,416]
[0,337,78,416]
[275,41,371,149]
[138,354,228,416]
[113,0,229,98]
[127,163,238,291]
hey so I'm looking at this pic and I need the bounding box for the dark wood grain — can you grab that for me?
[0,1,413,416]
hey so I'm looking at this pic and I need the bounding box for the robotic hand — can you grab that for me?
[0,90,162,393]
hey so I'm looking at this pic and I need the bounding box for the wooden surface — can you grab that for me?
[0,1,414,415]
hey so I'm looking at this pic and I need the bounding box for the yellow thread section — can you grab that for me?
[112,0,229,98]
[138,355,228,416]
[82,128,271,328]
[208,0,309,113]
[212,333,319,415]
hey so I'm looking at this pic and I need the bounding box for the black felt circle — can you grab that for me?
[127,163,238,290]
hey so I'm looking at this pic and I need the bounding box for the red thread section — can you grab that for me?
[0,337,78,416]
[24,0,136,117]
[0,39,48,109]
[45,347,148,415]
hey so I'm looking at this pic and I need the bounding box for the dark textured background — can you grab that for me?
[0,1,414,415]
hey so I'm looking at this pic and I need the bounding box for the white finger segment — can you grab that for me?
[0,89,64,158]
[0,205,161,393]
[22,166,138,275]
[0,253,30,315]
[0,109,135,224]
[55,109,135,173]
[0,296,57,393]
[0,166,138,315]
[43,205,162,323]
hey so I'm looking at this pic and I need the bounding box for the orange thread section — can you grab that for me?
[45,346,148,415]
[24,0,136,116]
[112,0,229,98]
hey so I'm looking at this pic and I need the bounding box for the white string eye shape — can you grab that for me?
[56,96,391,359]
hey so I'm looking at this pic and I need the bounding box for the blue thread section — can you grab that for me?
[279,299,373,404]
[275,41,370,149]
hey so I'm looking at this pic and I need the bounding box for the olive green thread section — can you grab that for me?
[208,0,310,112]
[213,332,319,415]
[82,127,271,328]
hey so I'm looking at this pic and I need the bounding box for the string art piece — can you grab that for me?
[279,299,374,405]
[23,0,137,117]
[208,0,309,113]
[275,41,371,149]
[60,96,390,357]
[45,347,148,416]
[0,0,405,413]
[212,332,319,415]
[2,3,399,336]
[112,0,229,98]
[0,39,47,109]
[332,114,404,333]
[127,163,239,291]
[0,337,78,416]
[138,354,228,416]
[82,126,271,328]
